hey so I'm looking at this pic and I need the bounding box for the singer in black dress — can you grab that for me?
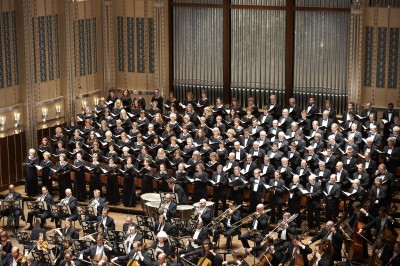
[39,152,54,195]
[88,153,103,197]
[72,153,87,201]
[193,163,209,203]
[122,157,136,207]
[55,154,72,199]
[105,158,120,205]
[24,149,39,196]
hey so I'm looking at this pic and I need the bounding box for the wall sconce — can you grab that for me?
[94,98,99,106]
[55,105,61,118]
[81,101,87,111]
[14,113,20,128]
[0,116,5,131]
[42,107,49,122]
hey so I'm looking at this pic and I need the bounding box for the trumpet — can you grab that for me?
[58,198,68,206]
[190,207,201,220]
[158,203,167,215]
[230,210,266,231]
[207,205,241,229]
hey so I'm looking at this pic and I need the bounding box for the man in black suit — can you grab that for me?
[374,163,395,193]
[306,97,319,121]
[383,137,400,174]
[335,162,350,189]
[304,146,320,172]
[369,177,389,216]
[287,142,301,170]
[233,141,246,162]
[267,143,284,169]
[318,110,334,136]
[124,225,144,252]
[323,175,341,222]
[212,165,229,216]
[368,125,382,148]
[87,189,106,221]
[259,106,274,127]
[194,199,213,226]
[347,122,362,147]
[278,109,293,133]
[79,236,112,264]
[240,204,269,248]
[111,241,151,266]
[3,247,25,266]
[343,179,366,217]
[268,171,286,223]
[59,219,78,239]
[246,237,284,266]
[268,94,282,120]
[342,101,356,122]
[248,118,264,138]
[239,128,255,151]
[314,243,334,266]
[323,99,336,120]
[314,161,332,188]
[287,175,304,219]
[123,215,139,235]
[295,159,312,186]
[306,175,322,229]
[382,103,399,139]
[153,214,172,235]
[158,193,177,221]
[352,164,370,189]
[97,207,116,231]
[248,169,266,213]
[361,101,378,121]
[229,166,247,205]
[260,155,276,180]
[363,138,380,162]
[287,97,301,121]
[167,179,189,205]
[180,220,209,254]
[27,186,54,229]
[248,141,266,165]
[0,184,24,232]
[342,148,358,177]
[362,152,378,177]
[212,201,242,252]
[359,207,400,242]
[241,154,257,178]
[293,131,307,155]
[281,236,312,266]
[278,157,293,186]
[308,221,344,262]
[54,188,79,227]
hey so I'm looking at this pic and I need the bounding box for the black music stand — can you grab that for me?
[80,221,98,235]
[107,230,126,242]
[32,251,52,265]
[26,201,47,212]
[109,241,127,256]
[147,248,157,261]
[141,228,156,242]
[77,206,96,220]
[136,215,154,230]
[72,239,92,251]
[50,205,71,219]
[48,235,64,246]
[15,231,32,246]
[0,199,23,227]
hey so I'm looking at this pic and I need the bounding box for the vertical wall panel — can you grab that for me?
[117,16,124,72]
[148,18,155,74]
[86,19,92,75]
[3,12,11,87]
[93,17,97,73]
[11,10,18,85]
[376,27,387,88]
[38,16,47,83]
[54,14,60,79]
[137,18,145,73]
[127,17,135,73]
[0,14,3,89]
[47,15,54,81]
[388,28,398,89]
[364,26,373,87]
[78,19,86,76]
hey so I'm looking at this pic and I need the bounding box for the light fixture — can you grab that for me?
[0,116,5,131]
[42,107,49,122]
[14,113,20,128]
[94,98,99,106]
[82,101,87,111]
[55,105,61,118]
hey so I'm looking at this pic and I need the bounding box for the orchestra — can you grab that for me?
[0,90,396,265]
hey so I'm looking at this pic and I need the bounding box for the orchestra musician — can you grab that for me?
[153,215,172,235]
[212,201,241,252]
[0,184,23,232]
[3,247,27,266]
[124,225,143,252]
[58,219,78,239]
[149,231,171,257]
[59,251,77,266]
[387,241,400,266]
[86,189,106,221]
[78,236,112,265]
[181,239,223,266]
[313,242,333,266]
[281,235,312,266]
[0,231,12,259]
[180,220,209,255]
[158,194,177,221]
[154,252,171,266]
[239,204,269,249]
[123,215,139,235]
[97,207,116,232]
[308,221,344,262]
[54,188,78,228]
[192,199,212,226]
[245,236,281,266]
[27,186,54,229]
[111,241,151,266]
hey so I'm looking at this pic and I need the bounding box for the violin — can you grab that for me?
[16,254,27,264]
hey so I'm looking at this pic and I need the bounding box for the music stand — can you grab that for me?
[15,231,32,246]
[50,204,71,219]
[141,228,156,242]
[109,241,127,256]
[159,192,179,204]
[32,251,52,265]
[107,230,126,242]
[136,215,154,230]
[48,235,64,246]
[26,201,47,211]
[147,248,157,261]
[72,239,92,251]
[79,221,98,235]
[77,206,96,217]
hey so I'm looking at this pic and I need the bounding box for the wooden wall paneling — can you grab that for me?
[8,133,17,182]
[0,137,10,186]
[16,132,26,181]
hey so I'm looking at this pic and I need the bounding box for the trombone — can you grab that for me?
[207,205,241,229]
[230,210,267,231]
[265,213,298,240]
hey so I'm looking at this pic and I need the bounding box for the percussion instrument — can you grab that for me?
[140,193,161,215]
[176,205,194,221]
[145,201,161,219]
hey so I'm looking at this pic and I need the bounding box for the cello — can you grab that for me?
[347,208,368,263]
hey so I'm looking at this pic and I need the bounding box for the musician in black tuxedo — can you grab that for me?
[194,199,213,226]
[360,102,378,121]
[306,97,319,121]
[352,164,370,189]
[153,215,172,235]
[111,241,151,266]
[158,193,177,221]
[267,143,284,169]
[260,155,276,179]
[308,221,344,262]
[329,124,344,147]
[246,236,283,266]
[97,207,116,231]
[323,100,336,120]
[0,185,23,231]
[241,154,257,177]
[287,143,301,171]
[382,103,399,139]
[212,201,242,252]
[323,175,341,222]
[122,216,139,235]
[334,162,350,189]
[304,146,320,172]
[342,148,358,177]
[314,161,332,187]
[167,179,189,205]
[382,137,400,174]
[3,247,26,266]
[314,244,334,266]
[212,165,229,215]
[342,102,356,122]
[295,159,312,186]
[287,97,301,121]
[347,123,363,147]
[258,106,274,127]
[239,204,269,248]
[124,225,144,252]
[229,166,247,205]
[86,189,106,221]
[180,220,209,254]
[318,111,334,135]
[27,186,54,229]
[59,219,78,239]
[359,207,400,241]
[248,118,264,138]
[343,179,366,217]
[233,142,246,162]
[368,125,382,149]
[281,236,312,266]
[292,132,307,155]
[278,109,293,133]
[54,189,79,227]
[248,169,266,213]
[306,175,322,229]
[374,164,395,194]
[79,236,112,264]
[369,177,389,216]
[277,157,293,186]
[361,152,378,177]
[239,129,255,151]
[287,175,304,218]
[268,94,282,120]
[248,141,266,165]
[268,171,286,223]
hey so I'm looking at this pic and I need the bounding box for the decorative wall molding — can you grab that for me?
[35,96,64,107]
